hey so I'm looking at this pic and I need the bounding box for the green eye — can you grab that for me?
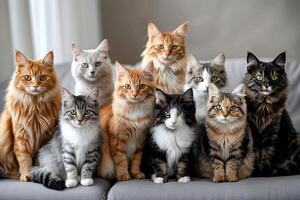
[70,110,77,115]
[215,105,222,110]
[177,111,182,117]
[81,63,88,68]
[157,44,164,49]
[139,84,145,89]
[24,75,31,81]
[95,61,102,67]
[230,106,237,111]
[195,76,203,82]
[85,110,91,115]
[256,75,263,81]
[172,45,178,50]
[164,111,170,118]
[124,84,131,89]
[271,75,279,81]
[211,76,219,82]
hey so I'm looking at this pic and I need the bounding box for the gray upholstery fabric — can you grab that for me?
[108,176,300,200]
[0,178,111,200]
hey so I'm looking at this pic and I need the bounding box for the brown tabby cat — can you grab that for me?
[141,22,188,94]
[195,84,254,182]
[97,62,155,181]
[0,50,61,181]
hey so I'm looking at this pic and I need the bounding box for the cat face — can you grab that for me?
[244,52,287,96]
[154,88,195,131]
[185,54,226,95]
[143,22,187,65]
[207,84,246,124]
[14,50,58,95]
[62,88,99,127]
[72,39,111,82]
[115,62,155,103]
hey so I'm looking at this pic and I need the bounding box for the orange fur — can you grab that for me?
[0,50,61,181]
[141,22,188,94]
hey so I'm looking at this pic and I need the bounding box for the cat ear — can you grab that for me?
[208,83,220,99]
[61,87,74,107]
[232,84,246,97]
[72,43,82,57]
[247,51,259,72]
[87,88,100,106]
[273,52,286,68]
[148,22,161,38]
[143,61,154,78]
[15,50,29,66]
[96,39,109,55]
[42,51,54,67]
[187,54,198,74]
[181,88,194,102]
[212,53,225,66]
[155,89,167,107]
[115,61,128,79]
[173,22,188,36]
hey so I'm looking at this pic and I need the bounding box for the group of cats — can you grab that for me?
[0,22,299,191]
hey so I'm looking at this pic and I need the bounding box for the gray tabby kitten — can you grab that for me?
[71,39,113,105]
[30,88,101,190]
[184,54,227,122]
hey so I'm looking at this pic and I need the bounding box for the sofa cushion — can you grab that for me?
[0,178,111,200]
[107,175,300,200]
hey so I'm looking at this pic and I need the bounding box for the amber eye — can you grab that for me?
[195,76,203,82]
[124,84,131,89]
[95,61,102,67]
[172,44,178,50]
[230,106,237,111]
[271,74,279,81]
[164,111,171,118]
[139,84,145,89]
[256,75,263,81]
[24,75,31,81]
[211,76,219,82]
[81,63,88,68]
[177,111,182,117]
[215,105,222,110]
[39,75,47,81]
[157,44,164,49]
[84,110,91,115]
[70,110,77,115]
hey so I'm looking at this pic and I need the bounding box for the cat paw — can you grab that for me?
[153,177,164,184]
[20,173,30,182]
[213,175,225,183]
[65,179,78,188]
[177,176,190,183]
[116,172,131,181]
[226,174,238,182]
[131,172,145,179]
[80,178,94,186]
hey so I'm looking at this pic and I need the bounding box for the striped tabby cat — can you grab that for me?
[30,88,101,190]
[194,84,254,182]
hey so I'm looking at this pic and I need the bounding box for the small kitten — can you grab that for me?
[184,54,227,122]
[71,39,113,105]
[142,88,196,184]
[195,84,254,182]
[0,50,61,181]
[141,22,188,94]
[30,88,101,190]
[97,62,155,181]
[244,52,300,176]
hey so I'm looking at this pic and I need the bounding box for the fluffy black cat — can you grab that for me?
[142,88,196,183]
[243,52,300,176]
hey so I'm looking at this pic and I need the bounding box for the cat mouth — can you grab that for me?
[260,91,271,96]
[26,88,44,95]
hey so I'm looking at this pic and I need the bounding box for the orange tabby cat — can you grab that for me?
[141,22,188,94]
[97,61,155,181]
[0,50,61,181]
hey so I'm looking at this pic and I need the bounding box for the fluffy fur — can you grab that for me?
[184,53,227,122]
[71,39,114,105]
[194,84,254,182]
[244,52,300,176]
[30,88,101,190]
[142,89,196,183]
[0,51,61,181]
[141,22,188,94]
[96,62,155,181]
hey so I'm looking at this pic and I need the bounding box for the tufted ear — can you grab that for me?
[87,88,100,107]
[208,83,220,100]
[72,43,82,57]
[273,52,286,68]
[15,50,29,66]
[143,61,154,78]
[148,22,161,38]
[173,22,188,36]
[96,39,109,55]
[232,84,246,97]
[155,89,167,107]
[181,88,194,103]
[186,54,198,74]
[247,51,259,73]
[61,87,74,108]
[115,61,128,79]
[42,51,54,67]
[212,53,225,66]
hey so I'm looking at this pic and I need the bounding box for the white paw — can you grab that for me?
[65,179,78,188]
[80,178,94,186]
[177,176,190,183]
[153,177,164,184]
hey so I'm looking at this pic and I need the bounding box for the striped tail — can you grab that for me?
[0,162,8,178]
[30,167,65,190]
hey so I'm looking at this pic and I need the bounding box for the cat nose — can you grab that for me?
[33,86,38,89]
[90,71,95,75]
[223,114,228,118]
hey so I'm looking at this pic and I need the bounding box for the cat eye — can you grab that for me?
[271,74,279,81]
[215,105,222,110]
[70,110,77,115]
[24,75,31,81]
[195,76,203,82]
[139,84,145,89]
[84,110,91,115]
[124,84,131,89]
[39,75,47,81]
[81,63,88,68]
[256,75,263,81]
[177,111,182,117]
[172,45,178,50]
[211,76,219,82]
[95,61,102,67]
[230,106,237,111]
[164,111,171,118]
[157,44,164,49]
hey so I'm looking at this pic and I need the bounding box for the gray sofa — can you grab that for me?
[0,58,300,200]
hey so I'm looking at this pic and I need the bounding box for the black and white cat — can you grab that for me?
[30,88,101,190]
[142,88,196,183]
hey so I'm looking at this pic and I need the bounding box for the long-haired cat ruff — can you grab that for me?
[141,22,188,94]
[0,50,61,181]
[71,39,113,105]
[30,88,101,190]
[194,84,254,182]
[244,52,300,176]
[142,88,196,184]
[184,53,227,122]
[97,61,155,181]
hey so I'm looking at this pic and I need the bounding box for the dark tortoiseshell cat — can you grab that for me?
[244,52,300,176]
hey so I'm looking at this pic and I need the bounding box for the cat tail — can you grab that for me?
[30,167,65,190]
[0,162,8,178]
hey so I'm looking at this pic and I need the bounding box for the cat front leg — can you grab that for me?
[80,146,100,186]
[177,153,190,183]
[130,148,145,179]
[152,158,167,184]
[225,158,241,182]
[62,146,78,188]
[259,146,274,176]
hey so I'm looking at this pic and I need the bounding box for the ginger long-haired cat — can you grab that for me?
[97,61,155,181]
[0,50,61,181]
[141,22,188,94]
